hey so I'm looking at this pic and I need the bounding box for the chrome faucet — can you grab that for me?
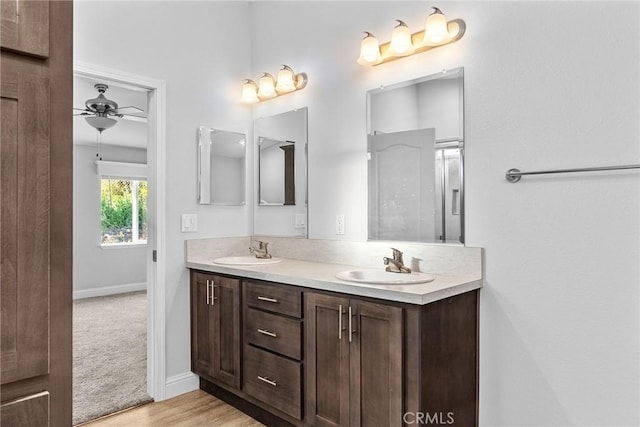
[249,240,272,259]
[383,248,411,274]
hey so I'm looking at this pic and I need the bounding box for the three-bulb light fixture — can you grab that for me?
[241,65,308,104]
[357,7,466,66]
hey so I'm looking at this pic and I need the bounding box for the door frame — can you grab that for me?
[73,62,167,400]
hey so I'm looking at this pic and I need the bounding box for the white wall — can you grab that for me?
[75,2,640,424]
[249,2,639,425]
[73,145,148,296]
[74,0,253,383]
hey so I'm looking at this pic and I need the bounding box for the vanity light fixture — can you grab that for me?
[241,65,308,104]
[357,6,466,66]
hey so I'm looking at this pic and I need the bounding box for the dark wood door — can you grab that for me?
[349,300,403,427]
[191,271,216,378]
[0,0,49,58]
[190,272,241,389]
[210,275,241,389]
[305,292,350,427]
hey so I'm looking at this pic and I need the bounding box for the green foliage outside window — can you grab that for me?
[101,178,147,244]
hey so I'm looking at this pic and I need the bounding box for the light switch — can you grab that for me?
[181,214,198,232]
[295,214,306,228]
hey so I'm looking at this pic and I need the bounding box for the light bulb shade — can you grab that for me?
[424,7,449,45]
[241,79,259,104]
[275,66,296,93]
[85,116,117,132]
[258,73,277,99]
[389,20,414,56]
[357,32,383,66]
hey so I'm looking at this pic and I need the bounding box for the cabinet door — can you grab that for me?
[0,0,49,57]
[305,293,350,427]
[0,392,49,426]
[190,271,215,378]
[349,300,403,427]
[210,275,241,389]
[1,73,50,385]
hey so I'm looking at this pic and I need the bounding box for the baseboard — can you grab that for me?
[73,282,147,300]
[165,372,199,400]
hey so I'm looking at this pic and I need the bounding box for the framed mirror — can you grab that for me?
[198,127,246,205]
[367,67,464,244]
[253,108,308,237]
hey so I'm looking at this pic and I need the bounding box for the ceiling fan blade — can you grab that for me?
[73,112,92,116]
[115,106,144,114]
[73,107,91,112]
[118,114,148,123]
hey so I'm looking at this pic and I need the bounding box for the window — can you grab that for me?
[100,178,147,245]
[96,160,148,246]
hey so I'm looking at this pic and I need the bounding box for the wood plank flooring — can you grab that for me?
[81,390,264,426]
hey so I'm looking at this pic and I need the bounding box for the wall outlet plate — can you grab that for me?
[335,214,345,235]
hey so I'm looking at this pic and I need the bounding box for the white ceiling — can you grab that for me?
[73,75,149,150]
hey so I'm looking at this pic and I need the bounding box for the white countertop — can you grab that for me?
[186,257,482,305]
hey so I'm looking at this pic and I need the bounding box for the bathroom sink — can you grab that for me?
[335,269,434,285]
[213,256,282,266]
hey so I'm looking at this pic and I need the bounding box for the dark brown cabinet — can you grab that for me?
[190,271,241,389]
[1,1,72,425]
[305,293,403,427]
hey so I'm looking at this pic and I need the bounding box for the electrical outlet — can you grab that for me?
[295,213,306,228]
[181,214,198,232]
[335,214,345,235]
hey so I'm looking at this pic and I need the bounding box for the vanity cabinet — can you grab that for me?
[242,279,303,419]
[190,271,241,389]
[305,293,403,427]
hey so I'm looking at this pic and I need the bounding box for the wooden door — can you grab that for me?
[305,293,350,427]
[0,1,72,424]
[210,275,241,389]
[349,300,403,427]
[190,271,216,378]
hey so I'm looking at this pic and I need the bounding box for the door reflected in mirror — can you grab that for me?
[254,108,308,237]
[198,127,246,205]
[367,67,464,244]
[259,137,296,206]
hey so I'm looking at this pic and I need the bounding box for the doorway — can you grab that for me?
[72,63,167,423]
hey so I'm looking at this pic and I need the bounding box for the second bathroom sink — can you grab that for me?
[336,269,434,285]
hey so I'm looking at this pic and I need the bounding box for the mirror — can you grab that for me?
[259,137,296,206]
[198,127,246,205]
[254,108,308,237]
[367,67,464,244]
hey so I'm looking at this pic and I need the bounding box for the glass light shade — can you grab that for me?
[275,66,296,93]
[85,116,117,132]
[357,32,383,66]
[241,80,259,104]
[389,20,414,57]
[258,73,277,99]
[424,7,449,45]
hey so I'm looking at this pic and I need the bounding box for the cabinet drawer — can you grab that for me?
[244,280,302,318]
[243,345,301,419]
[245,308,302,360]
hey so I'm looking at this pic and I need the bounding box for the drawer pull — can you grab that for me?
[257,375,277,387]
[257,328,277,338]
[257,296,278,303]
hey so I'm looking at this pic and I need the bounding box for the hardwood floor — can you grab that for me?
[81,390,263,426]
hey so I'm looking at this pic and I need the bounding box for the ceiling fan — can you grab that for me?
[73,83,145,132]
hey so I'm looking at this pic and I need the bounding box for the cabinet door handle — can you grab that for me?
[257,375,277,387]
[338,304,346,340]
[348,305,355,343]
[257,296,278,303]
[206,280,210,305]
[257,328,277,338]
[210,281,217,305]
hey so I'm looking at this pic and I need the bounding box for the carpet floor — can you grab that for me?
[73,291,153,425]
